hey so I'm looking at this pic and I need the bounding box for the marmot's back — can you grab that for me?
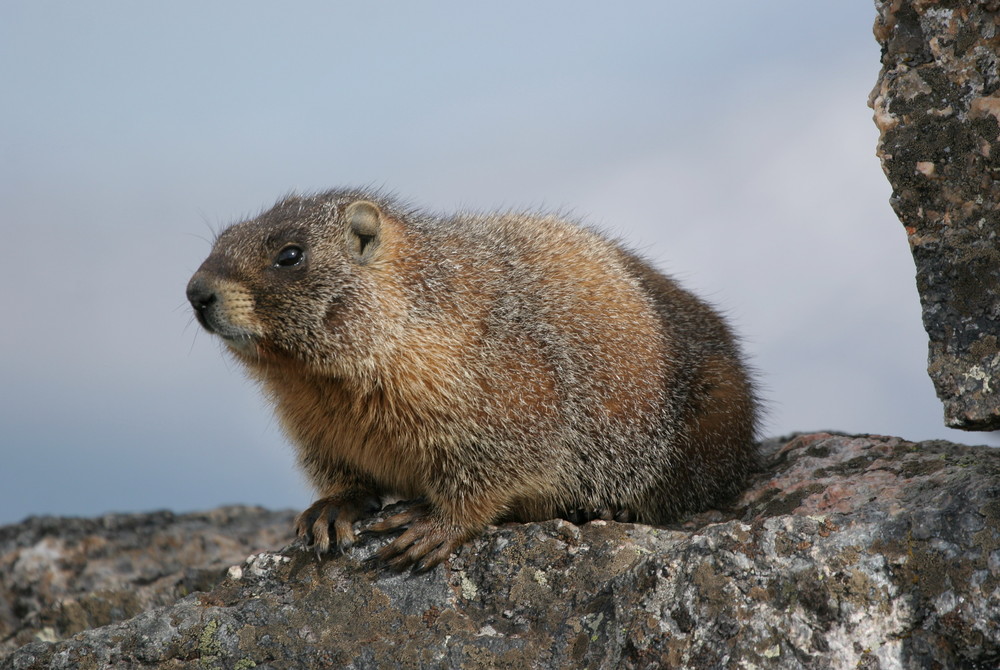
[187,189,759,570]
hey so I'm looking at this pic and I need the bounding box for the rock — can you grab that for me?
[2,433,998,669]
[0,506,296,658]
[871,0,1000,430]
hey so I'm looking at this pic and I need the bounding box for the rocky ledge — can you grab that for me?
[1,432,998,670]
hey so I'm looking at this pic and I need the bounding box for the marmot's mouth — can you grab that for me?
[211,322,258,347]
[192,307,259,349]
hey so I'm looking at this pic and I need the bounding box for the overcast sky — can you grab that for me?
[2,2,996,526]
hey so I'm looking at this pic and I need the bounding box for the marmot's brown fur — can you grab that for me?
[187,188,759,571]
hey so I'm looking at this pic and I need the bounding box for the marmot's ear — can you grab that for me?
[345,200,383,263]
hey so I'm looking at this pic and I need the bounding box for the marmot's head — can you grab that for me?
[186,192,406,372]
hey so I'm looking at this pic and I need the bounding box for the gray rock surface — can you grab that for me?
[0,506,295,658]
[2,433,998,669]
[871,0,1000,430]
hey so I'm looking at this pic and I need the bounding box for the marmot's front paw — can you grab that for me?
[295,491,380,555]
[367,503,474,572]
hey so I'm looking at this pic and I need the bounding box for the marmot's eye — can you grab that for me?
[274,245,304,267]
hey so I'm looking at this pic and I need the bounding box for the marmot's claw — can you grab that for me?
[295,490,379,555]
[371,510,469,572]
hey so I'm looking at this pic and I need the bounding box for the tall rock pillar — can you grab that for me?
[872,1,1000,430]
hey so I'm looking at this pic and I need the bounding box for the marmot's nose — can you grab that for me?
[186,275,218,327]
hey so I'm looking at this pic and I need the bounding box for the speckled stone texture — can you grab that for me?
[0,506,296,658]
[871,0,1000,430]
[2,433,998,670]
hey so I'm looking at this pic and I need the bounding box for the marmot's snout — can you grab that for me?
[186,271,260,347]
[186,275,218,332]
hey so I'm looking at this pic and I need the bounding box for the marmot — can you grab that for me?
[186,188,759,571]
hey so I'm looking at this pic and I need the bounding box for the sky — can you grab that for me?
[2,1,996,526]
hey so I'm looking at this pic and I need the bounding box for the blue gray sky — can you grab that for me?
[2,2,995,526]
